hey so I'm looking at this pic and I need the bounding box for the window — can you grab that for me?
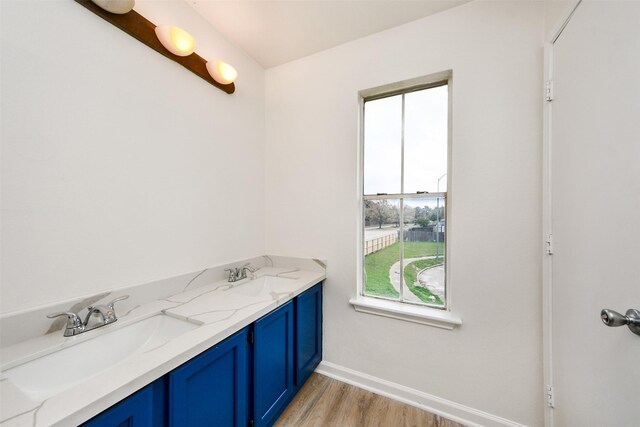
[360,76,450,310]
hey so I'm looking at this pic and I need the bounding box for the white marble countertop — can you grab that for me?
[0,266,325,426]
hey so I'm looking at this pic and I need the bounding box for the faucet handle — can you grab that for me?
[106,295,129,311]
[224,268,237,281]
[47,311,83,329]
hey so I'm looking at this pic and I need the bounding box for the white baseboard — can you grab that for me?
[315,361,528,427]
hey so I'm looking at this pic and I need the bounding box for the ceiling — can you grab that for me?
[187,1,471,69]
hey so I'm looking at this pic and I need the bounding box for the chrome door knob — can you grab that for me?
[601,308,640,336]
[601,309,629,326]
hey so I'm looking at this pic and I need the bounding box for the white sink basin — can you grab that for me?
[228,276,295,298]
[3,314,198,401]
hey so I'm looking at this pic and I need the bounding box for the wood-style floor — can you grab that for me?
[274,373,466,427]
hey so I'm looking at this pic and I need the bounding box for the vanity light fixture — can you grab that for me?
[75,0,236,94]
[154,25,196,57]
[206,61,238,85]
[91,0,134,14]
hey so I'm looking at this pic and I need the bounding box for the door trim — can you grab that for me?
[542,2,582,426]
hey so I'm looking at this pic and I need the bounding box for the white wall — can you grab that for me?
[0,0,265,313]
[265,1,544,425]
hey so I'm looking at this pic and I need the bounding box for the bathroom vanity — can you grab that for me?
[0,258,325,426]
[83,283,322,427]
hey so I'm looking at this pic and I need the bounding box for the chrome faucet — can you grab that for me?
[225,263,256,282]
[47,295,129,337]
[242,263,257,279]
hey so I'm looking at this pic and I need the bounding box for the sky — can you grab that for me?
[363,85,448,195]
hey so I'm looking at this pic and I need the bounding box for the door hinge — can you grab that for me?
[545,233,554,255]
[545,385,555,408]
[248,331,254,345]
[545,80,554,102]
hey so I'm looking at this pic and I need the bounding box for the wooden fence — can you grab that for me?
[365,228,445,255]
[364,233,398,255]
[404,228,444,242]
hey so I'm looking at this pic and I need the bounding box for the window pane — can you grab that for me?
[364,95,402,195]
[363,199,401,301]
[402,197,446,307]
[404,85,448,193]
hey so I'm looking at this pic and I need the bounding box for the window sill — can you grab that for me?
[349,296,462,330]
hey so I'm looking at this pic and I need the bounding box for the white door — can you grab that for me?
[550,1,640,425]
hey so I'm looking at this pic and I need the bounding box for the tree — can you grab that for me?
[403,205,416,224]
[391,205,400,227]
[365,200,392,229]
[428,206,445,222]
[416,217,431,228]
[415,205,432,220]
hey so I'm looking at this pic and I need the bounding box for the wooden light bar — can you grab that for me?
[74,0,235,94]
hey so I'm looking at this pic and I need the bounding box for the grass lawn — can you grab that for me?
[364,241,444,303]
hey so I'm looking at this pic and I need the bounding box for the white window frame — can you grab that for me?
[350,71,461,330]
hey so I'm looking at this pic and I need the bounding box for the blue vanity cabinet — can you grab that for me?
[81,282,323,427]
[81,378,165,427]
[294,282,323,388]
[168,327,250,427]
[252,300,294,427]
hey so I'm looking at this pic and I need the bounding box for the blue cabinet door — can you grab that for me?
[81,378,165,427]
[168,327,249,427]
[253,301,294,427]
[294,282,323,387]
